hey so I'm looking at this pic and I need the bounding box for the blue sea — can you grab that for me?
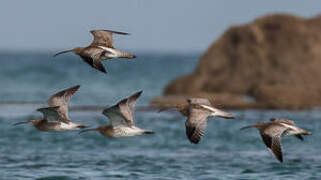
[0,52,321,180]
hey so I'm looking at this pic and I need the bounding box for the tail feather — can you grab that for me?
[143,130,154,134]
[77,125,89,129]
[120,52,136,59]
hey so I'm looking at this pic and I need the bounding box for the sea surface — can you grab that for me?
[0,52,321,180]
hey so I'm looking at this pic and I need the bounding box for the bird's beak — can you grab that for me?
[158,105,179,113]
[13,121,32,126]
[213,109,235,119]
[78,128,98,134]
[53,49,73,57]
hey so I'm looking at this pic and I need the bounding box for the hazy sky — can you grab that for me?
[0,0,320,52]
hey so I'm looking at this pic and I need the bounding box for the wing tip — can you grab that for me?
[136,90,143,96]
[186,127,202,144]
[37,106,60,112]
[94,62,107,74]
[72,85,81,91]
[129,90,143,100]
[101,69,107,73]
[275,153,283,163]
[189,139,200,144]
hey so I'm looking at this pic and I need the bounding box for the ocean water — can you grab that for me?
[1,52,321,180]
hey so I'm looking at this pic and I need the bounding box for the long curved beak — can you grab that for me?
[78,128,98,135]
[240,125,257,131]
[13,121,32,126]
[53,49,73,57]
[158,105,179,113]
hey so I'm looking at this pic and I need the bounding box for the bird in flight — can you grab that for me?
[241,118,312,163]
[13,85,88,131]
[79,91,154,137]
[159,98,234,144]
[54,29,136,73]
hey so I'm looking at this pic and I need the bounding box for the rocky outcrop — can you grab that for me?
[155,14,321,109]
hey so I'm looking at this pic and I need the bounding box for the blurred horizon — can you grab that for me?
[0,0,320,53]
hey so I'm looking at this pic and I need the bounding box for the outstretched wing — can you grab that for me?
[260,124,287,163]
[260,133,283,163]
[118,91,143,126]
[185,107,210,144]
[37,106,64,122]
[102,105,129,126]
[48,85,80,123]
[102,91,143,127]
[90,29,129,48]
[80,55,106,73]
[270,118,295,126]
[79,47,107,73]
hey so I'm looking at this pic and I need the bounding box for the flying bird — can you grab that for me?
[13,106,87,131]
[241,118,312,163]
[53,29,136,73]
[13,85,88,131]
[79,91,154,137]
[159,98,234,144]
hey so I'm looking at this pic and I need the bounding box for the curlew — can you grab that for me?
[13,85,88,131]
[160,98,234,144]
[54,29,136,73]
[79,91,154,137]
[241,118,312,163]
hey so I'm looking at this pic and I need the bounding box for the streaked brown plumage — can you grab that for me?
[241,118,312,163]
[54,29,136,73]
[79,91,154,138]
[48,85,80,123]
[185,98,234,144]
[13,106,87,131]
[159,98,234,144]
[13,85,88,131]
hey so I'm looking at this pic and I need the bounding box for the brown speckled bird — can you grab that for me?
[79,91,154,138]
[241,118,312,163]
[54,29,136,73]
[13,106,87,131]
[159,98,234,144]
[13,85,88,131]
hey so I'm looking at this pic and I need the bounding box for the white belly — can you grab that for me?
[54,122,81,131]
[112,126,144,137]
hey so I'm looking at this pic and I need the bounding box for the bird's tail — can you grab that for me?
[120,51,136,59]
[143,130,155,134]
[300,129,312,135]
[77,124,89,129]
[53,49,73,57]
[240,125,257,131]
